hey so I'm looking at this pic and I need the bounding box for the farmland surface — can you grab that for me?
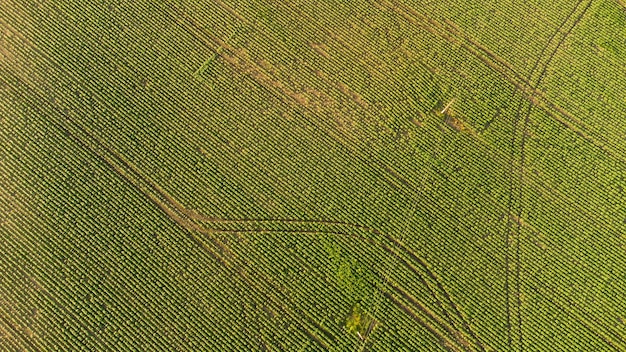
[2,0,626,351]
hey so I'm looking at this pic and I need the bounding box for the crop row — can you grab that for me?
[4,55,488,350]
[18,72,346,346]
[1,74,300,350]
[3,0,624,348]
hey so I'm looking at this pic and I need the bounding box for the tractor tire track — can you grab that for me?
[162,4,486,349]
[214,0,615,175]
[4,58,478,350]
[169,0,626,278]
[379,0,619,161]
[167,8,489,349]
[205,223,483,351]
[376,1,621,350]
[504,0,584,350]
[503,0,592,350]
[0,8,472,349]
[45,81,480,350]
[382,278,473,352]
[2,69,334,350]
[4,2,624,350]
[7,4,608,350]
[382,291,465,352]
[9,1,620,350]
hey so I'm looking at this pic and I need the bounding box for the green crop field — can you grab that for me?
[2,0,626,350]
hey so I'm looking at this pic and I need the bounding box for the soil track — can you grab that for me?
[3,62,484,350]
[501,0,589,349]
[3,0,624,349]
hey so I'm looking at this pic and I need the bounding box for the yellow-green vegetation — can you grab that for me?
[345,304,377,339]
[2,0,626,350]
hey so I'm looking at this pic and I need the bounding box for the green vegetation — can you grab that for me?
[1,0,626,350]
[344,304,376,339]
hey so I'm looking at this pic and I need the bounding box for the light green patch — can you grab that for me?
[193,48,222,81]
[344,303,377,338]
[323,238,374,303]
[598,40,621,57]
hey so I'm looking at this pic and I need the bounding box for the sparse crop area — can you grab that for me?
[2,0,626,351]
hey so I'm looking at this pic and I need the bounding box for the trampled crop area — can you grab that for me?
[1,0,626,350]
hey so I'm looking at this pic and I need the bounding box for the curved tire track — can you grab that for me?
[503,0,593,350]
